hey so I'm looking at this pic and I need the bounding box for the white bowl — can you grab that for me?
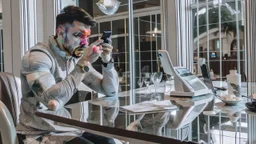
[219,95,242,106]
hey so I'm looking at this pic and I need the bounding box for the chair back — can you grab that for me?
[0,72,22,126]
[0,101,18,144]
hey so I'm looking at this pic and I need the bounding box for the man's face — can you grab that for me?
[56,21,91,57]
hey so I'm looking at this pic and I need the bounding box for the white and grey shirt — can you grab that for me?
[16,36,119,134]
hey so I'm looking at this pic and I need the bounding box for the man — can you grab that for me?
[16,5,119,144]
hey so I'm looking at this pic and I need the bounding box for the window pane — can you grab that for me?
[192,0,245,82]
[91,24,98,35]
[79,0,162,102]
[139,16,150,37]
[133,0,160,10]
[112,19,125,35]
[99,22,111,34]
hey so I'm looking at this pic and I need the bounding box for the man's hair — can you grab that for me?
[56,5,96,29]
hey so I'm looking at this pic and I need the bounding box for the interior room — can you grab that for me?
[0,0,256,144]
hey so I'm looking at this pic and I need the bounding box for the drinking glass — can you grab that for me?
[143,73,151,94]
[137,78,144,89]
[151,72,163,99]
[165,74,173,93]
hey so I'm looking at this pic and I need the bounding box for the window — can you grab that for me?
[78,0,162,101]
[191,0,246,82]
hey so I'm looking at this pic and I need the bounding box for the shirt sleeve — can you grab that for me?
[82,63,119,97]
[21,50,86,110]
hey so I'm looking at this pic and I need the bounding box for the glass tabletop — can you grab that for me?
[36,82,255,144]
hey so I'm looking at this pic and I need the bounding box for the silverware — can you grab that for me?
[242,95,256,102]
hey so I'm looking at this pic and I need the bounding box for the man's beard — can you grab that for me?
[63,40,84,58]
[72,44,86,58]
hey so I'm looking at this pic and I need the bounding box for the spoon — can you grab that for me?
[242,95,256,102]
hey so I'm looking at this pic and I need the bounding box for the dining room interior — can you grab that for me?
[0,0,256,144]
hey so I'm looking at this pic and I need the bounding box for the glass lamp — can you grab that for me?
[96,0,121,15]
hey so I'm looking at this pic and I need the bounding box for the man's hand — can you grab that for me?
[48,100,59,111]
[77,40,103,66]
[100,43,113,63]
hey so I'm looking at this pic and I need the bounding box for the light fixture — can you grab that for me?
[213,0,222,6]
[96,0,121,15]
[146,27,161,36]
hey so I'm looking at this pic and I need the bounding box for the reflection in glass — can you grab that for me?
[79,0,162,101]
[87,96,120,127]
[143,73,151,93]
[137,78,144,88]
[193,1,245,82]
[151,72,163,100]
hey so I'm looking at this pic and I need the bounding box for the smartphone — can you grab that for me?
[101,31,112,43]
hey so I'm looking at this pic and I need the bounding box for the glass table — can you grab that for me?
[35,82,254,144]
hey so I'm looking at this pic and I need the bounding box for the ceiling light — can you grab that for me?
[96,0,121,15]
[146,27,161,36]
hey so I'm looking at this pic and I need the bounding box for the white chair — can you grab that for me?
[0,72,122,144]
[0,72,68,144]
[0,72,75,144]
[0,101,18,144]
[0,72,21,144]
[0,72,22,126]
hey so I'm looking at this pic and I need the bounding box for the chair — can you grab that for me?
[0,72,22,126]
[0,72,21,144]
[0,72,121,144]
[0,101,18,144]
[0,72,76,144]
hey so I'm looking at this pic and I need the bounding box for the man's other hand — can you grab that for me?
[77,40,103,66]
[100,43,113,63]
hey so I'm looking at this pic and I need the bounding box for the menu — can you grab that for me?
[121,100,178,113]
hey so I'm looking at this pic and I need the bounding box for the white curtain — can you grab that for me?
[175,0,194,71]
[161,0,193,70]
[246,0,256,95]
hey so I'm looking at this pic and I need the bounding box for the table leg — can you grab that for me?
[125,111,128,127]
[239,117,241,144]
[235,121,237,144]
[197,116,200,142]
[188,123,192,141]
[100,106,103,125]
[219,112,221,144]
[207,115,210,144]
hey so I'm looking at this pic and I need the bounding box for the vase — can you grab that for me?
[226,70,241,97]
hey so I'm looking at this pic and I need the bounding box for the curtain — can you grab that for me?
[245,0,256,95]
